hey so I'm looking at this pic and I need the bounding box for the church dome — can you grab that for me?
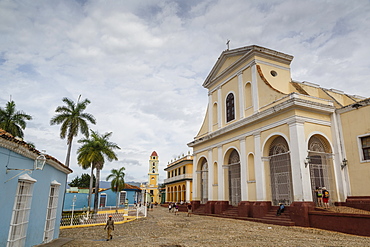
[151,151,158,157]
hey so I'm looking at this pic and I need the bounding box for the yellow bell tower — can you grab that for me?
[147,151,160,203]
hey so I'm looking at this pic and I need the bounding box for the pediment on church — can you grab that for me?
[203,47,252,88]
[202,45,293,89]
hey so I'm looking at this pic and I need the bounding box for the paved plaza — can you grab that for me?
[59,206,370,246]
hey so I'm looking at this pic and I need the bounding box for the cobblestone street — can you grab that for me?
[59,206,370,246]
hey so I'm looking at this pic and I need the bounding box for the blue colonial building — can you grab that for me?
[63,184,142,211]
[0,129,72,246]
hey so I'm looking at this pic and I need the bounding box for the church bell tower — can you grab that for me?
[147,151,160,203]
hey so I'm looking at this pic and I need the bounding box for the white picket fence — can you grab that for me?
[60,206,146,227]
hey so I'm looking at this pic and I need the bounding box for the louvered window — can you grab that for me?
[43,183,60,243]
[7,179,35,247]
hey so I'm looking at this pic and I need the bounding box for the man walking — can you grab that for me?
[104,215,114,241]
[187,203,192,217]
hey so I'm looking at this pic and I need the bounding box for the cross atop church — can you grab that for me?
[226,40,230,50]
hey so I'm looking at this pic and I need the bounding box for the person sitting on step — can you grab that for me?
[276,203,285,216]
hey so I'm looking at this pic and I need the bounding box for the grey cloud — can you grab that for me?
[122,159,142,167]
[1,0,369,183]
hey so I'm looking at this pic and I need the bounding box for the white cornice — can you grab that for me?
[204,45,293,89]
[208,58,291,94]
[19,174,37,183]
[191,114,331,155]
[336,98,370,114]
[255,59,290,71]
[188,96,334,151]
[164,159,193,171]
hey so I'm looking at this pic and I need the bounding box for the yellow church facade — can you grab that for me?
[141,151,160,204]
[164,154,193,203]
[188,45,370,218]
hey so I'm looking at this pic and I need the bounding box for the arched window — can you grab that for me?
[226,93,235,122]
[269,137,293,205]
[228,150,241,206]
[308,135,333,205]
[201,160,208,204]
[182,185,186,202]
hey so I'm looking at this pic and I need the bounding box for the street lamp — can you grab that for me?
[304,156,311,168]
[70,195,77,226]
[5,150,47,183]
[144,190,148,217]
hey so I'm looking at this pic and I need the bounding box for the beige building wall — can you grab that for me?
[339,103,370,195]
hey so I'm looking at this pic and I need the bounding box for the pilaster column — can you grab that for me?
[251,63,259,113]
[331,112,349,201]
[208,92,213,132]
[288,118,311,201]
[192,153,198,200]
[217,87,222,128]
[239,138,248,200]
[217,146,224,200]
[254,132,265,200]
[207,149,214,200]
[186,180,191,202]
[238,72,244,119]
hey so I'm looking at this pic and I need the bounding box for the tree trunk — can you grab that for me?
[65,138,73,167]
[93,168,101,213]
[88,164,94,212]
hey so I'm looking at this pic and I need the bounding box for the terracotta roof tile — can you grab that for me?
[0,128,72,173]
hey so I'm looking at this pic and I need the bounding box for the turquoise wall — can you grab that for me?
[63,188,141,210]
[0,147,69,247]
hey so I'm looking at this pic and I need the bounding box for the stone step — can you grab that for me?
[259,208,295,226]
[220,207,239,216]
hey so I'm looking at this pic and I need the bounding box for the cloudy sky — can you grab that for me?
[1,0,369,183]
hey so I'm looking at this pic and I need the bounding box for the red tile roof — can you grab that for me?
[151,151,158,156]
[0,128,72,174]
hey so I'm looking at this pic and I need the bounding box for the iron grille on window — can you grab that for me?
[228,150,241,206]
[269,137,293,206]
[201,160,208,204]
[308,135,333,206]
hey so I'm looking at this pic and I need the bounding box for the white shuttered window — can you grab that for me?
[43,181,60,243]
[7,175,36,247]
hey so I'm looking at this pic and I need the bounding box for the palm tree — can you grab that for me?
[50,97,96,167]
[106,167,126,208]
[77,130,120,212]
[76,150,96,212]
[0,100,32,138]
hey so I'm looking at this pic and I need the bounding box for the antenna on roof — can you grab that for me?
[226,39,230,50]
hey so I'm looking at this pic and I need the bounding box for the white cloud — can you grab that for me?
[1,0,369,183]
